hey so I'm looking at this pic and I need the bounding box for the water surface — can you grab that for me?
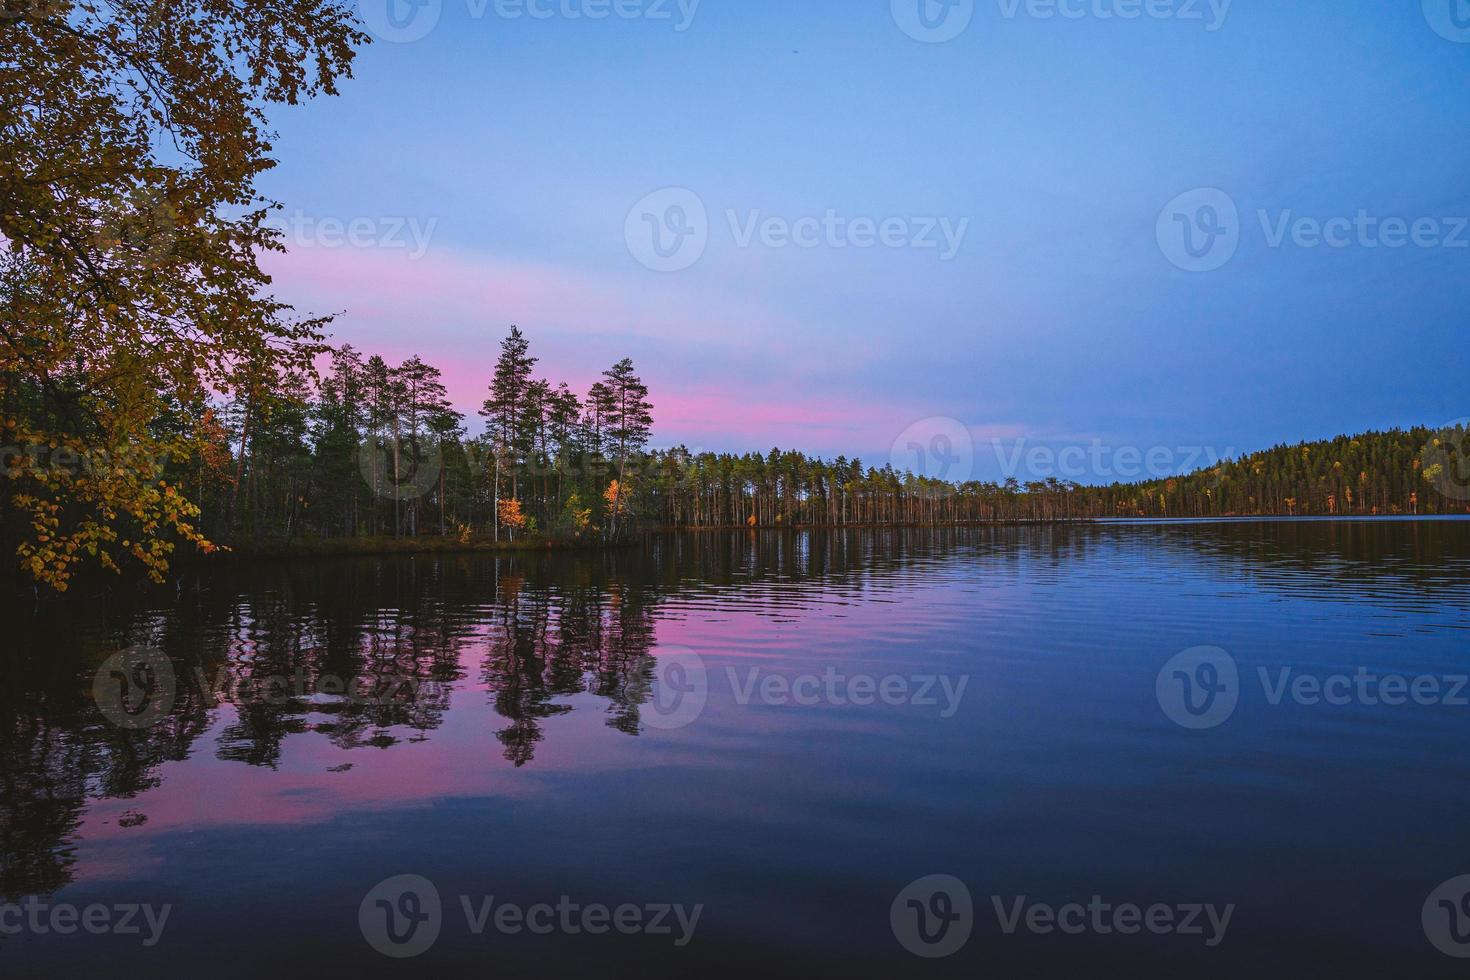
[3,522,1469,977]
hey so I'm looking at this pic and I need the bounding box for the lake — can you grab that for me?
[3,520,1469,977]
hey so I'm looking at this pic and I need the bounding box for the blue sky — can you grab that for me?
[257,0,1470,483]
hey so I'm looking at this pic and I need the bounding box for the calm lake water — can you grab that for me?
[3,521,1470,977]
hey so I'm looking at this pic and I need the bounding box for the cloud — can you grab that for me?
[261,244,1035,457]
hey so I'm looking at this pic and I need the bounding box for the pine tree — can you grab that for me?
[601,358,653,538]
[481,326,538,502]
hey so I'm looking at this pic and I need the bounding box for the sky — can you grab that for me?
[256,0,1470,484]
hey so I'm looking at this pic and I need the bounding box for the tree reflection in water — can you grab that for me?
[2,522,1467,904]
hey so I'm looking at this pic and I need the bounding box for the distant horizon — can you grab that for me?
[255,3,1470,477]
[305,337,1460,487]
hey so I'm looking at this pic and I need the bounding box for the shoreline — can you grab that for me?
[178,535,629,564]
[189,513,1470,561]
[6,516,1465,597]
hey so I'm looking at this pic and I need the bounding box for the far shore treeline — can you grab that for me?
[195,328,1468,539]
[5,324,1468,594]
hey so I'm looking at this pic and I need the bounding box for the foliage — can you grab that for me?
[497,498,526,532]
[1,0,366,587]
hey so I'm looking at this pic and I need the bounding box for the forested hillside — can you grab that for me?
[4,323,1465,590]
[633,427,1469,525]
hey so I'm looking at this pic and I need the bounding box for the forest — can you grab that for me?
[7,322,1464,593]
[4,0,1464,595]
[169,326,1470,536]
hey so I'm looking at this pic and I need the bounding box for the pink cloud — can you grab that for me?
[260,245,1031,457]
